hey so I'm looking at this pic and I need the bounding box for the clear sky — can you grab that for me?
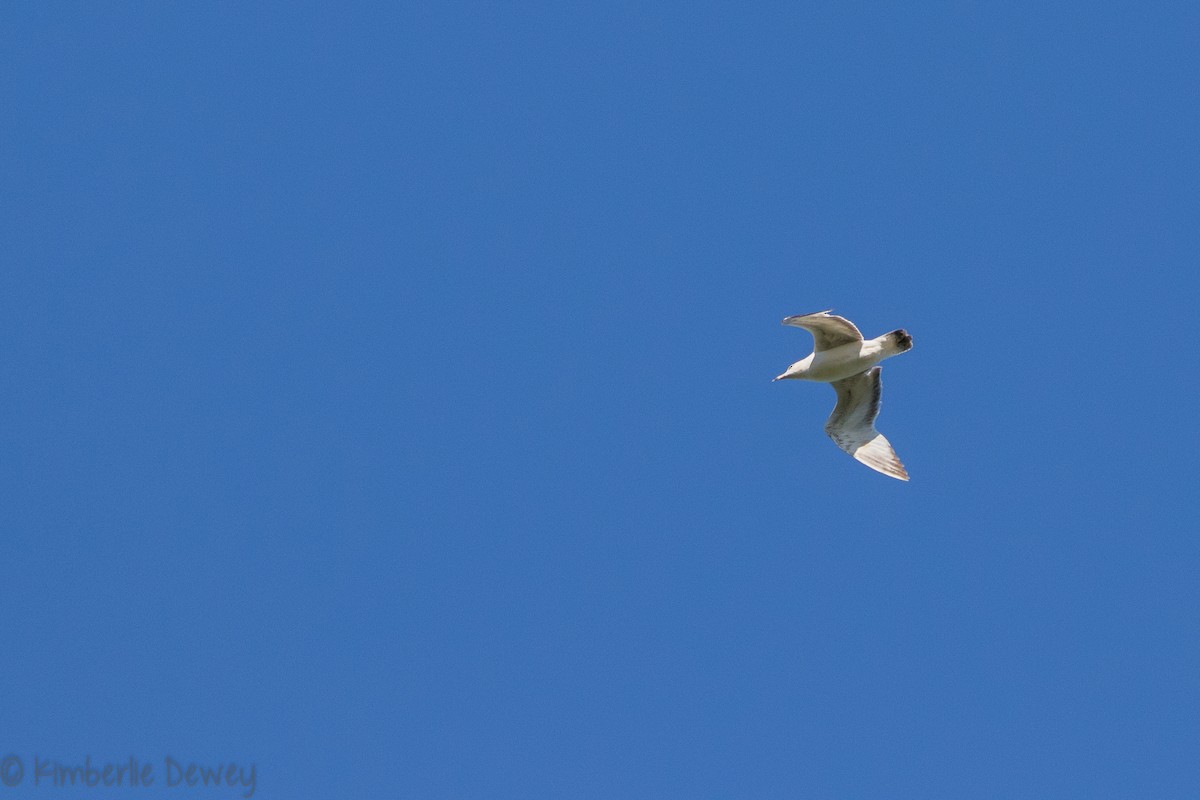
[3,2,1198,798]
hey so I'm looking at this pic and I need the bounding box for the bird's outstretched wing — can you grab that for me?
[825,367,909,481]
[781,309,863,351]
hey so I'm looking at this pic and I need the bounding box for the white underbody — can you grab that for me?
[777,335,903,383]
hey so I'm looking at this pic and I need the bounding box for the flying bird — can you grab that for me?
[774,310,912,480]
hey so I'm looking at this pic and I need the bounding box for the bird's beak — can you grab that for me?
[773,373,787,382]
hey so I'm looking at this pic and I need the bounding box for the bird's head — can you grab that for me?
[774,359,807,381]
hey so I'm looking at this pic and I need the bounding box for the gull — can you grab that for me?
[773,310,913,481]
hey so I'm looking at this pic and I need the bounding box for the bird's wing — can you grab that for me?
[781,309,864,351]
[824,367,909,481]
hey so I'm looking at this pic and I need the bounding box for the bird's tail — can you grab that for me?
[881,329,913,353]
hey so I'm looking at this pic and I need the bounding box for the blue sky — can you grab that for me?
[2,2,1198,797]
